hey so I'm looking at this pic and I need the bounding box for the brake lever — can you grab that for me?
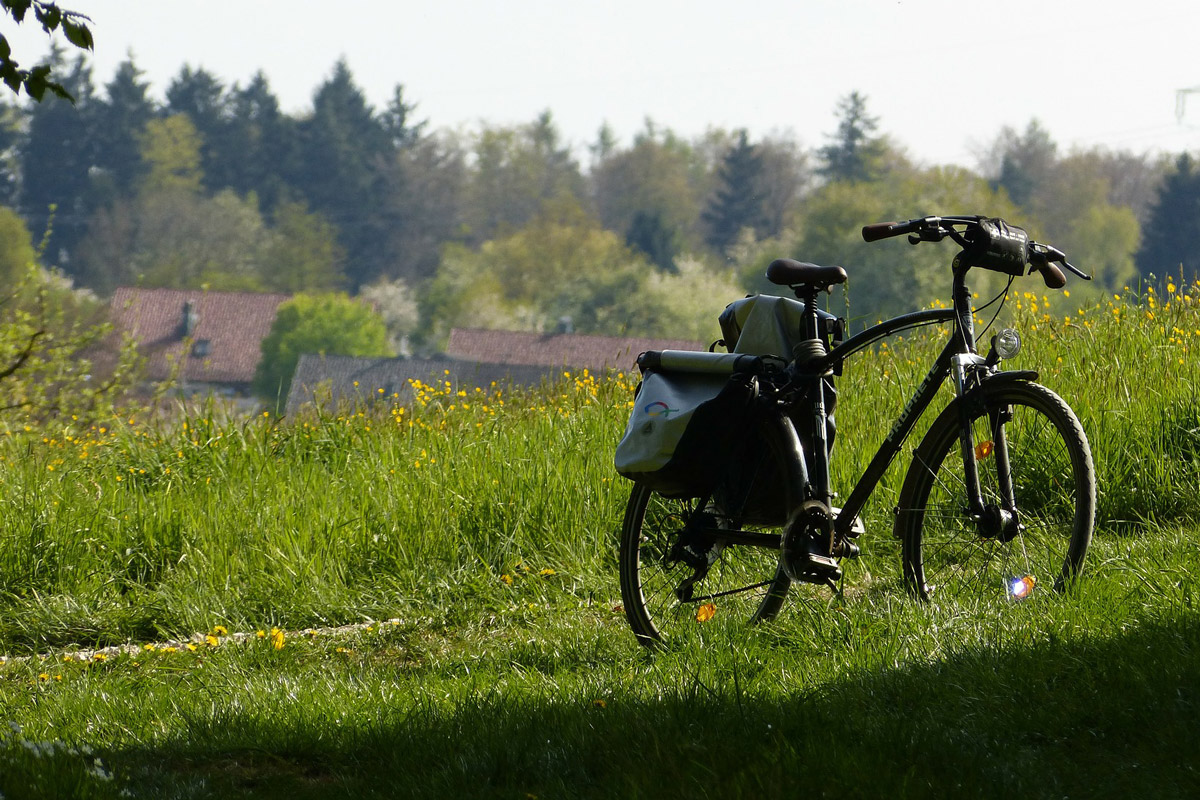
[1029,241,1091,283]
[1060,259,1091,281]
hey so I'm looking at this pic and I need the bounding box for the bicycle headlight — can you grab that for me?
[994,328,1021,360]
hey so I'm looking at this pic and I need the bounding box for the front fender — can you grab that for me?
[961,369,1039,414]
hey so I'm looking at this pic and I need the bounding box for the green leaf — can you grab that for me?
[0,34,11,61]
[33,3,59,31]
[61,20,93,50]
[0,66,21,94]
[6,0,32,23]
[25,75,46,101]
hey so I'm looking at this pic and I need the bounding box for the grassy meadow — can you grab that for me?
[2,282,1200,798]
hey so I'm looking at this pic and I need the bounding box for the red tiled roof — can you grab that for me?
[110,287,290,385]
[445,328,706,372]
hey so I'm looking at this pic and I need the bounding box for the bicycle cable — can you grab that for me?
[974,276,1015,340]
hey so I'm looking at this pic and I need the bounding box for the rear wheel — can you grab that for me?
[898,381,1095,602]
[618,425,793,646]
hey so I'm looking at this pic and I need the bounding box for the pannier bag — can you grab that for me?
[614,351,760,497]
[719,294,834,359]
[719,294,838,466]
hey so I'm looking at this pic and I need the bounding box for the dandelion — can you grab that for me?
[592,699,607,709]
[212,625,228,637]
[539,568,556,577]
[205,634,220,647]
[270,627,285,650]
[186,643,198,652]
[38,672,50,682]
[500,573,514,586]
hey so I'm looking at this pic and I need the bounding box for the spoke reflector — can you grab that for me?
[695,603,716,622]
[975,440,994,459]
[1007,574,1036,600]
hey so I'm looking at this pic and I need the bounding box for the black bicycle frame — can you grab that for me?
[795,267,981,541]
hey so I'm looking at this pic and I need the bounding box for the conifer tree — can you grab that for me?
[1137,153,1200,280]
[702,129,766,253]
[817,91,885,184]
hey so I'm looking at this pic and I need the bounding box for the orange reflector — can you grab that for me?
[695,603,716,623]
[975,440,994,459]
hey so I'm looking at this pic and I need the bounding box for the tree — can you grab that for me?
[375,131,465,284]
[140,114,203,195]
[792,165,1019,323]
[625,209,679,272]
[253,292,391,407]
[258,199,345,292]
[462,111,585,243]
[818,91,886,184]
[164,65,231,193]
[17,48,95,266]
[591,122,702,260]
[988,119,1057,208]
[702,129,767,253]
[91,56,157,198]
[76,188,270,293]
[0,203,33,282]
[1137,153,1200,280]
[288,59,395,288]
[1023,152,1140,293]
[0,206,140,423]
[0,1,93,101]
[221,72,292,211]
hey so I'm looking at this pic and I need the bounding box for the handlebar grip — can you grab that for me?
[862,221,906,242]
[1038,262,1067,290]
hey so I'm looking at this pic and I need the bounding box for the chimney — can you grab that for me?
[181,300,199,337]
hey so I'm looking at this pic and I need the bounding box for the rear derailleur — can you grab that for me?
[665,509,727,602]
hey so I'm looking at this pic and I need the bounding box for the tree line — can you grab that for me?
[1,52,1198,352]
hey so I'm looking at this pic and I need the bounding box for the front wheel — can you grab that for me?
[897,380,1095,602]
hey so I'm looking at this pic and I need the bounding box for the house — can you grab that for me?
[109,287,290,396]
[444,328,706,372]
[283,329,706,415]
[284,354,559,415]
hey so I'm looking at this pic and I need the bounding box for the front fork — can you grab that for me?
[951,354,1020,539]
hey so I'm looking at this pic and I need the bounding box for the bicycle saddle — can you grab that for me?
[766,258,847,288]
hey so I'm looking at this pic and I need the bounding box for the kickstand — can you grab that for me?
[825,573,846,601]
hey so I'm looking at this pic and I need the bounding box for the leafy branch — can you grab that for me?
[0,1,93,101]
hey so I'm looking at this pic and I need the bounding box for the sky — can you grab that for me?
[6,0,1200,169]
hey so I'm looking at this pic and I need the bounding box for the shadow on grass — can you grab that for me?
[112,613,1200,800]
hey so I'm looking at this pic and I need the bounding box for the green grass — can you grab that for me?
[2,285,1200,797]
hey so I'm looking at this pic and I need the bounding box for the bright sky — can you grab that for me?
[8,0,1200,167]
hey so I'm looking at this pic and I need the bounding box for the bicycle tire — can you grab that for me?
[897,380,1095,602]
[618,422,793,646]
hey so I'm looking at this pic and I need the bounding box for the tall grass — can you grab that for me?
[1,281,1200,796]
[0,284,1197,653]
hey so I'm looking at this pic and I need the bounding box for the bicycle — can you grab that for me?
[615,215,1097,647]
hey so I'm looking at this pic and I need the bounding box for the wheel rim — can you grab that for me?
[905,389,1092,602]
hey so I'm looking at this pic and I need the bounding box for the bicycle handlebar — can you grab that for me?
[860,215,1090,289]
